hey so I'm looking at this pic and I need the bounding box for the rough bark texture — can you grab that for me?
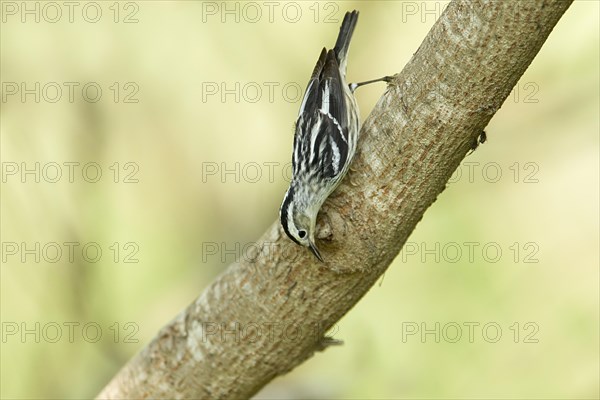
[98,1,573,398]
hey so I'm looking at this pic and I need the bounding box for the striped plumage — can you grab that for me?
[280,10,360,261]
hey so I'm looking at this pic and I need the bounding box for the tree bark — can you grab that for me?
[98,1,573,398]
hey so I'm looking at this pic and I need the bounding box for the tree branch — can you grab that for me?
[98,1,573,398]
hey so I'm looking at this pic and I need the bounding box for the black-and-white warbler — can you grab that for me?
[280,10,391,261]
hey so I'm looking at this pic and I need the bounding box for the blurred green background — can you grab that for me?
[1,1,598,398]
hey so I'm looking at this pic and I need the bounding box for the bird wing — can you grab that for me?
[293,49,349,181]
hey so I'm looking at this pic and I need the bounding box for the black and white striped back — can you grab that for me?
[280,10,361,254]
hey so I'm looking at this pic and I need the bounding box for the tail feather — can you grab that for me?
[333,10,359,74]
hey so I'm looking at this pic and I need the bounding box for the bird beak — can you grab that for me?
[309,241,324,262]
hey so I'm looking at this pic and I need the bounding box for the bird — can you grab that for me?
[279,10,391,261]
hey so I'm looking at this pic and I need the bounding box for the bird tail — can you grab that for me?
[333,10,359,74]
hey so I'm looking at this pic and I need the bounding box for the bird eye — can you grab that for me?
[298,230,307,239]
